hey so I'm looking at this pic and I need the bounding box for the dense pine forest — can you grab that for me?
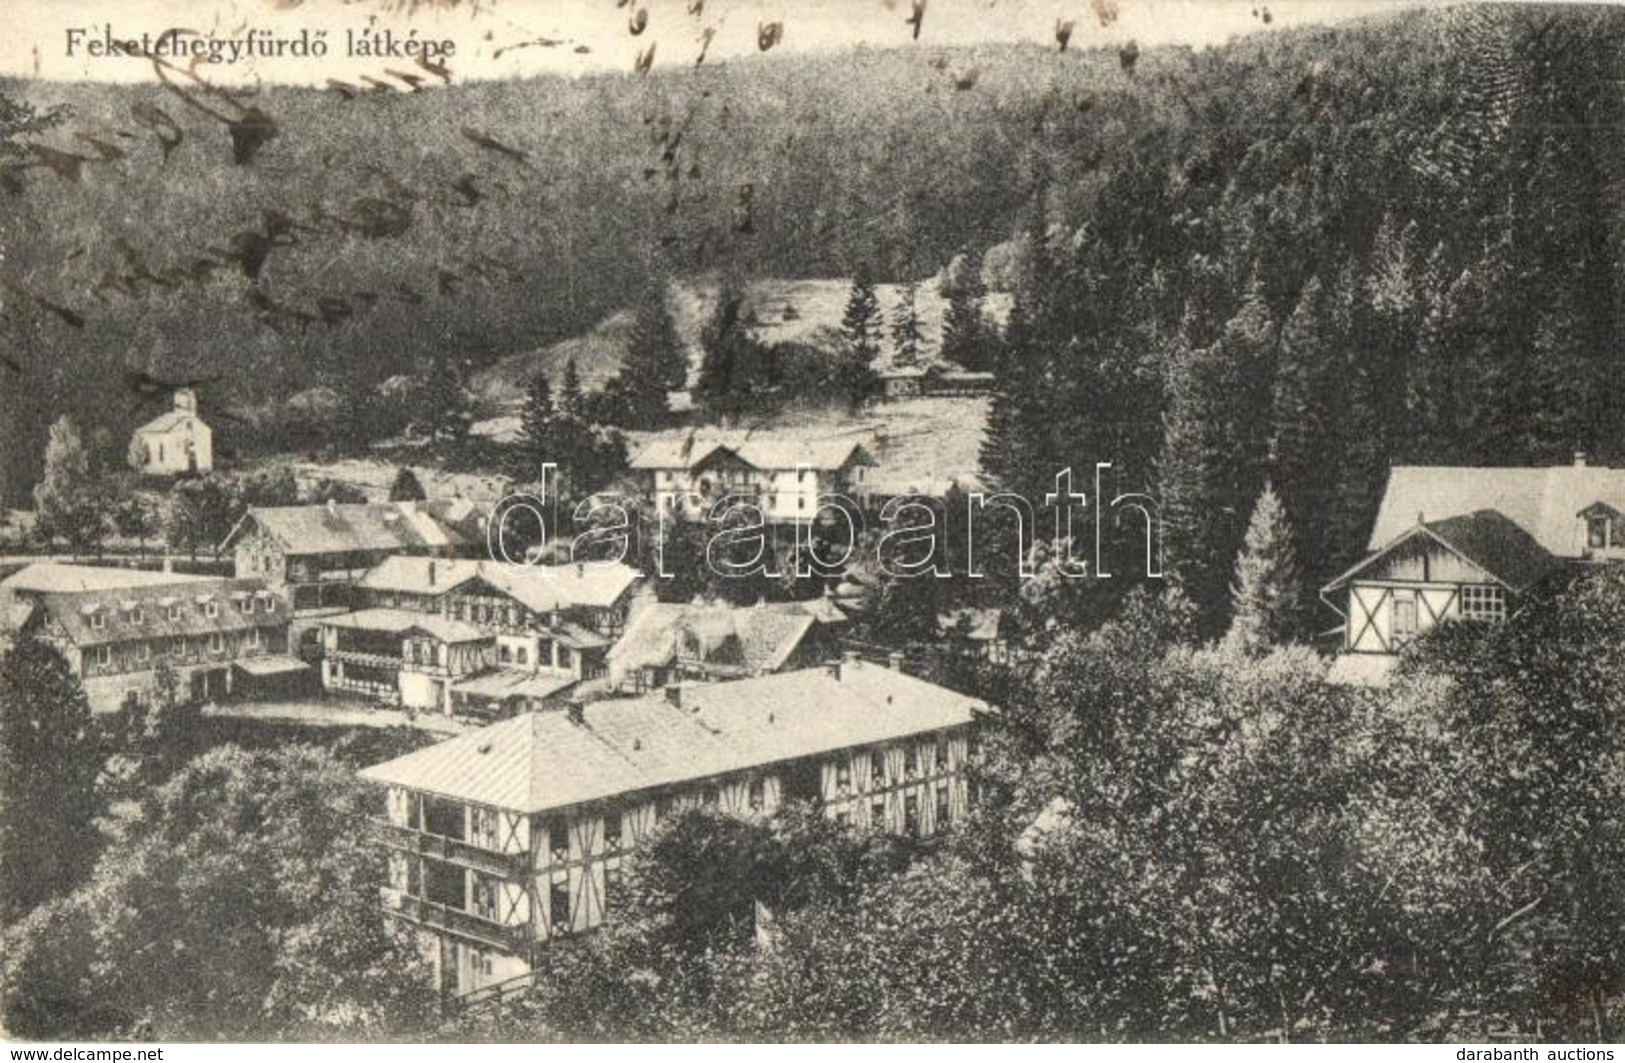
[5,3,1625,623]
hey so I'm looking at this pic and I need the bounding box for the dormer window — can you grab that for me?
[168,605,182,622]
[204,602,218,618]
[90,611,106,631]
[130,607,144,625]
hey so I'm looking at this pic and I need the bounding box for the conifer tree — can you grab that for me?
[1223,483,1304,655]
[940,257,990,372]
[618,276,687,429]
[513,372,555,480]
[890,280,923,367]
[1269,278,1331,589]
[1157,289,1276,634]
[388,466,426,502]
[838,268,884,406]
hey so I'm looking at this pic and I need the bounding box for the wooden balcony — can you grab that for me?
[382,824,530,878]
[392,892,531,952]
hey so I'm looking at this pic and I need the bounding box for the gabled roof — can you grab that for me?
[608,601,820,677]
[628,434,875,473]
[1325,509,1562,594]
[31,579,282,647]
[133,410,208,435]
[358,659,987,813]
[1,563,216,596]
[356,556,641,614]
[1368,463,1625,559]
[221,503,468,556]
[939,606,1001,642]
[321,607,487,644]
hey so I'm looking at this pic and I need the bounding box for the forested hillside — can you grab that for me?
[5,4,1625,638]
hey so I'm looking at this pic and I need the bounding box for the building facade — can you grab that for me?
[358,658,987,995]
[628,437,875,524]
[1321,456,1621,684]
[17,572,298,713]
[130,389,213,476]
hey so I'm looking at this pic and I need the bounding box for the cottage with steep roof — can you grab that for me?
[1321,454,1622,685]
[357,657,989,995]
[130,389,213,476]
[604,598,837,693]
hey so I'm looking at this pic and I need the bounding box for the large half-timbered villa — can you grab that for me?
[358,657,988,995]
[1322,455,1624,683]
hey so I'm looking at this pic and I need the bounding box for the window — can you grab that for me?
[604,809,622,849]
[549,816,570,857]
[204,602,218,618]
[935,735,951,772]
[138,642,151,661]
[168,604,182,621]
[797,469,807,483]
[935,784,951,829]
[1392,596,1418,638]
[904,794,920,838]
[516,646,529,666]
[172,637,186,658]
[93,645,111,667]
[748,778,765,812]
[549,881,571,932]
[870,750,886,786]
[245,627,260,648]
[238,598,252,615]
[90,611,105,630]
[208,633,223,654]
[903,744,918,778]
[259,596,271,613]
[1588,515,1611,550]
[1460,585,1506,622]
[471,874,499,921]
[130,607,145,625]
[835,759,851,791]
[798,497,806,511]
[499,644,513,664]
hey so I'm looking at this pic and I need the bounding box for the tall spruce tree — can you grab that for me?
[890,280,924,367]
[618,276,687,429]
[1223,483,1304,655]
[1157,288,1276,634]
[1269,277,1332,594]
[838,268,884,406]
[940,257,991,372]
[514,372,556,480]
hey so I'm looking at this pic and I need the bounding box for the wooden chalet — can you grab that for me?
[358,657,989,995]
[221,501,470,624]
[348,556,643,716]
[603,598,838,694]
[1322,455,1622,685]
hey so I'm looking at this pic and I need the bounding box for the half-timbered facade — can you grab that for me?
[17,573,299,713]
[1321,455,1624,684]
[353,556,643,716]
[319,608,492,714]
[358,657,988,995]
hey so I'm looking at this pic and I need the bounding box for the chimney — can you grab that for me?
[834,649,859,681]
[887,651,905,672]
[1575,451,1588,469]
[174,388,197,414]
[326,497,338,518]
[427,560,437,587]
